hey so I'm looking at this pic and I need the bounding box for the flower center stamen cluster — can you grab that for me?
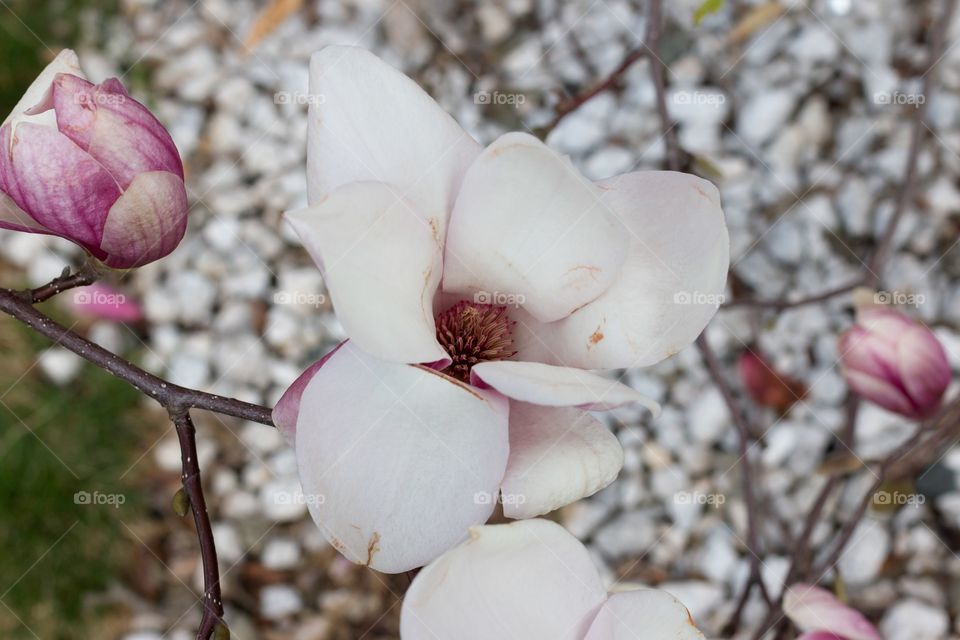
[436,300,516,382]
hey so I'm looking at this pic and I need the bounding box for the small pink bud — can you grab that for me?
[839,307,950,420]
[0,50,187,269]
[66,283,143,323]
[738,349,807,413]
[783,583,880,640]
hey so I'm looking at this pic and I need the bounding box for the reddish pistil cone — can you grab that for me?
[435,300,517,382]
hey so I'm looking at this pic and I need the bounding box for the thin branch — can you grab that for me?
[722,278,864,311]
[541,45,648,135]
[644,0,771,622]
[0,287,274,425]
[27,262,99,303]
[645,0,682,173]
[865,0,957,285]
[697,334,771,610]
[173,411,224,640]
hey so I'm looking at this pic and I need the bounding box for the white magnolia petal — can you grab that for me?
[443,132,629,322]
[471,360,660,413]
[286,182,449,365]
[401,519,607,640]
[295,342,509,574]
[782,584,881,640]
[584,590,704,640]
[307,46,481,239]
[4,49,84,132]
[514,171,729,369]
[500,403,623,519]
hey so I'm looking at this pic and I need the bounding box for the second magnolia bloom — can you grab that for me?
[276,46,730,573]
[402,519,704,640]
[0,50,187,268]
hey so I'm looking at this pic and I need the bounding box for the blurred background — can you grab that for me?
[1,0,960,638]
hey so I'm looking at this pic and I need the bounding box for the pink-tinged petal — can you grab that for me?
[898,325,950,417]
[500,403,623,519]
[49,74,183,188]
[443,132,629,323]
[783,584,881,640]
[4,49,84,130]
[286,182,449,366]
[307,46,480,237]
[513,171,729,369]
[584,590,704,640]
[0,122,118,252]
[99,171,187,268]
[471,360,660,413]
[271,342,346,444]
[295,342,509,573]
[0,190,48,233]
[838,326,899,382]
[842,369,916,416]
[401,519,607,640]
[857,307,915,333]
[67,283,143,323]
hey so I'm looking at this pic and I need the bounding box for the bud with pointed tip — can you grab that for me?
[0,50,187,268]
[838,307,950,420]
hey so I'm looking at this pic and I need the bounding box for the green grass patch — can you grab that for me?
[0,312,147,639]
[0,0,119,114]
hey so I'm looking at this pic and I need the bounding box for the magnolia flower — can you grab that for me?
[274,46,729,573]
[839,306,950,420]
[401,519,704,640]
[783,583,881,640]
[0,50,188,268]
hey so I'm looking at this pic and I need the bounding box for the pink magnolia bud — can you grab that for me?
[0,50,187,268]
[839,307,951,420]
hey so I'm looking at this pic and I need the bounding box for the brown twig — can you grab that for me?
[27,261,99,303]
[644,0,771,623]
[722,278,864,311]
[541,47,648,135]
[864,0,957,286]
[173,411,225,639]
[0,286,274,425]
